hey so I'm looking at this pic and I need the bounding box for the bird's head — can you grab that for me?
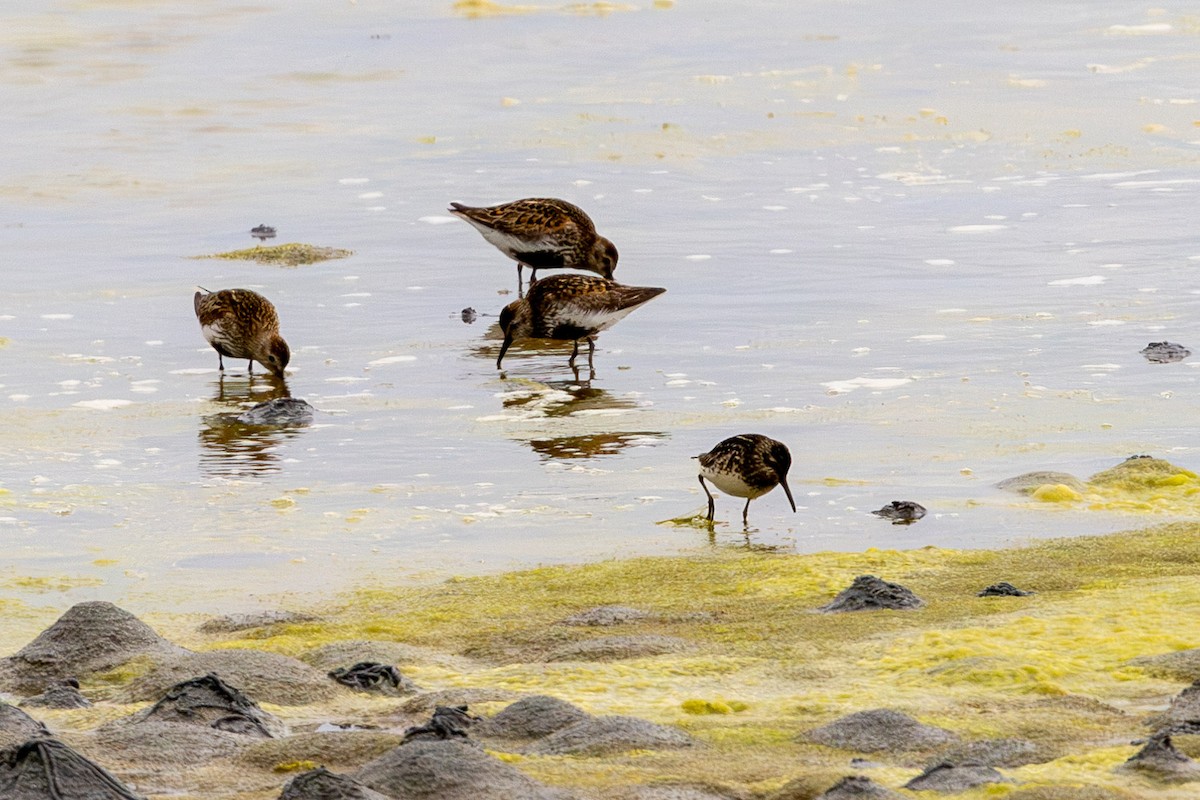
[590,237,619,280]
[259,334,291,378]
[496,299,531,369]
[765,440,797,513]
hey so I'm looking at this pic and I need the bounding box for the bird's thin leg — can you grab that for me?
[247,359,254,375]
[218,353,225,372]
[529,267,538,285]
[742,499,751,529]
[569,339,580,368]
[587,338,595,369]
[698,475,716,522]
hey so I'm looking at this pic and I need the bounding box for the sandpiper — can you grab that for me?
[250,224,276,243]
[496,274,665,371]
[194,287,290,378]
[871,500,926,525]
[695,434,796,527]
[449,198,618,284]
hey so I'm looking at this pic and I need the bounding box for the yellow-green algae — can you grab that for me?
[176,523,1200,799]
[1021,457,1200,515]
[194,242,353,267]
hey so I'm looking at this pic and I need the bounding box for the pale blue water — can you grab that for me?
[2,0,1199,609]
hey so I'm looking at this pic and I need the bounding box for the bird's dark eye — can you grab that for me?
[268,356,277,363]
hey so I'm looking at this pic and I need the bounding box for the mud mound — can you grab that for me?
[1131,650,1200,683]
[19,681,91,709]
[400,688,524,715]
[478,695,590,739]
[544,635,691,662]
[0,704,49,749]
[804,709,957,753]
[995,472,1086,494]
[280,766,392,800]
[122,649,332,706]
[91,719,248,765]
[0,601,185,693]
[354,738,566,799]
[817,776,904,798]
[240,731,404,771]
[977,582,1034,597]
[0,738,145,799]
[903,761,1008,791]
[817,576,923,613]
[1117,734,1200,782]
[932,737,1047,768]
[199,610,319,634]
[301,640,476,673]
[136,673,286,738]
[559,606,655,626]
[525,715,694,756]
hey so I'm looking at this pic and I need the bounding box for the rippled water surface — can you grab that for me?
[3,0,1200,609]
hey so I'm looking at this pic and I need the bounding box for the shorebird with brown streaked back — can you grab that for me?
[193,287,290,378]
[496,274,665,371]
[695,434,796,527]
[448,198,618,285]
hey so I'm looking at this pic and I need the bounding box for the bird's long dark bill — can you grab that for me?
[780,478,797,513]
[496,334,513,368]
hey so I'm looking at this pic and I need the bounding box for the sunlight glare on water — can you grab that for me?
[2,0,1199,608]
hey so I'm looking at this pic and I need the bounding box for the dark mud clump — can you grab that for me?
[401,687,524,715]
[803,709,958,753]
[402,705,480,744]
[813,775,904,799]
[1147,680,1200,734]
[136,673,287,738]
[978,582,1035,597]
[0,601,185,694]
[0,738,145,799]
[237,397,316,426]
[478,695,590,740]
[817,576,924,613]
[869,501,926,524]
[524,714,694,756]
[280,766,392,800]
[1116,734,1200,782]
[903,761,1009,791]
[19,680,92,709]
[1140,342,1191,364]
[329,662,417,696]
[354,738,569,799]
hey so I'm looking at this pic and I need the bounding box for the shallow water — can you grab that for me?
[2,0,1200,610]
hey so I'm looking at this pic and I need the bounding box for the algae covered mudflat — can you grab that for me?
[3,525,1199,798]
[195,243,354,267]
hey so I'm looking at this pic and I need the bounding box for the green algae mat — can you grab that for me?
[188,522,1200,799]
[193,243,353,267]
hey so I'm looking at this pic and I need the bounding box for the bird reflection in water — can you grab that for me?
[469,321,595,382]
[526,431,666,460]
[198,375,310,478]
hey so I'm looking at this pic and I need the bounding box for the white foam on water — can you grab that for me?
[358,191,383,199]
[419,215,457,224]
[925,259,956,266]
[170,368,217,375]
[821,376,913,395]
[41,314,73,320]
[338,177,369,184]
[73,399,133,410]
[685,254,712,261]
[948,224,1009,233]
[1106,23,1171,34]
[1088,320,1126,326]
[366,355,417,367]
[1048,275,1107,286]
[909,334,947,341]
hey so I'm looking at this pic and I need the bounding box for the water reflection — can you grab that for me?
[526,431,666,460]
[469,321,595,381]
[197,376,310,478]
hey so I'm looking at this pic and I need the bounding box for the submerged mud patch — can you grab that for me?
[193,243,353,267]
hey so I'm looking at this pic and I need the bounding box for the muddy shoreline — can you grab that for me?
[2,521,1200,798]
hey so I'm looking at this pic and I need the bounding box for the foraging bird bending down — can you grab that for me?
[194,288,290,378]
[448,198,618,284]
[695,434,796,527]
[496,274,665,370]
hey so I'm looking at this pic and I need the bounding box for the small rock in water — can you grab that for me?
[236,397,315,426]
[818,575,924,613]
[978,582,1035,597]
[870,500,926,525]
[402,705,480,743]
[328,661,417,695]
[250,223,277,242]
[461,307,477,324]
[1141,341,1191,364]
